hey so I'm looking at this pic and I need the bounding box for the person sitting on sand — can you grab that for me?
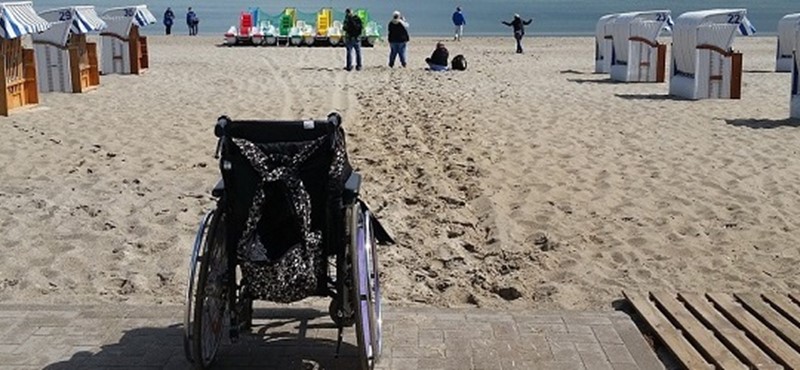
[425,42,449,71]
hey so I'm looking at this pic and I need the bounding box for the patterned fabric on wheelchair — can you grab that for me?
[183,113,392,370]
[227,116,350,303]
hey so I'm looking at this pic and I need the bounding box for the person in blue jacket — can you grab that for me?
[186,7,198,36]
[452,7,465,41]
[163,7,174,35]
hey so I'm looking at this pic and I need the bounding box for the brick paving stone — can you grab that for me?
[564,314,613,326]
[593,325,625,344]
[583,355,615,370]
[390,357,419,370]
[0,352,29,366]
[0,322,37,345]
[0,304,666,370]
[549,332,602,343]
[444,328,486,341]
[550,341,582,363]
[610,317,665,370]
[602,343,636,364]
[417,329,444,347]
[13,336,71,366]
[466,312,515,322]
[491,321,519,338]
[612,363,648,370]
[568,324,596,334]
[575,342,605,355]
[530,361,587,370]
[524,322,568,334]
[0,311,27,318]
[512,314,564,324]
[473,352,502,369]
[416,357,449,370]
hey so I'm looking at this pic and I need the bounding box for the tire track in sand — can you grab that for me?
[261,48,298,119]
[351,70,512,307]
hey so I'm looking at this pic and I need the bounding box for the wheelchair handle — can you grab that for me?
[215,116,230,138]
[327,112,342,127]
[214,116,230,159]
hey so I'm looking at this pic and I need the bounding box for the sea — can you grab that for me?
[31,0,798,37]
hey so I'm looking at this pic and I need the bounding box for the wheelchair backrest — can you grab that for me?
[216,115,351,262]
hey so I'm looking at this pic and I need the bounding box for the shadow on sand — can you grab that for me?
[559,69,591,75]
[43,307,361,370]
[300,67,339,72]
[725,118,800,129]
[567,78,621,84]
[614,93,689,101]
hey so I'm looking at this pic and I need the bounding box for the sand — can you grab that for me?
[0,35,797,310]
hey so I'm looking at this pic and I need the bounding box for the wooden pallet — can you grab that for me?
[623,291,800,370]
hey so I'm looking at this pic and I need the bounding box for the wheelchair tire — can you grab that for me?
[191,210,229,369]
[364,210,383,360]
[349,203,380,370]
[183,211,214,363]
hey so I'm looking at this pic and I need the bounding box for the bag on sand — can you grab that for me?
[451,54,467,71]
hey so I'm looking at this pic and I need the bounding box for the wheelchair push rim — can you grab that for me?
[191,210,230,368]
[364,209,382,359]
[183,211,214,363]
[350,203,382,369]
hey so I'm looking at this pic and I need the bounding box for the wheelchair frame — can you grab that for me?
[182,113,387,369]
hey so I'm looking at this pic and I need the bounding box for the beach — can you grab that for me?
[0,35,797,311]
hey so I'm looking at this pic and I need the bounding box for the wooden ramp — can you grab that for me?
[623,291,800,370]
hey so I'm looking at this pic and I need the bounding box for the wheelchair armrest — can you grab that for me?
[343,172,361,204]
[211,178,225,197]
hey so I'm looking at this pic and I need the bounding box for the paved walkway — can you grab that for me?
[0,303,665,370]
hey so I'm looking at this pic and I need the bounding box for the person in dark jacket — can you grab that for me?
[452,7,465,41]
[163,7,175,35]
[425,42,449,71]
[502,14,532,53]
[186,7,198,36]
[387,11,409,68]
[343,8,363,71]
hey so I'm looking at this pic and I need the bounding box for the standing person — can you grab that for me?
[343,8,363,71]
[163,7,175,35]
[425,42,449,71]
[387,11,409,68]
[502,14,532,54]
[186,7,198,36]
[452,7,465,41]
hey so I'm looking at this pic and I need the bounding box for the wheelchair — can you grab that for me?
[182,112,393,369]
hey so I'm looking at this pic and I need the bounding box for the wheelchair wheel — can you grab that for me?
[183,211,214,363]
[349,203,382,370]
[191,210,229,369]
